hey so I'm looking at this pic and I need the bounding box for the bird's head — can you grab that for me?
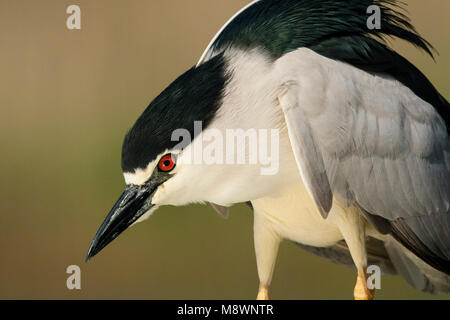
[86,51,284,260]
[85,55,227,260]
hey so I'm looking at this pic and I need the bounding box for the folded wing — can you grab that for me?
[278,49,450,273]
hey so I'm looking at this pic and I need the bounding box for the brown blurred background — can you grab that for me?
[0,0,448,299]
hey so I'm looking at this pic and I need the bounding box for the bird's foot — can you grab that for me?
[256,284,269,300]
[354,271,375,300]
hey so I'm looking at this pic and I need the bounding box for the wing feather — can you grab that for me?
[278,49,450,272]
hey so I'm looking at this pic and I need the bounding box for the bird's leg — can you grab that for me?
[333,206,374,300]
[354,267,375,300]
[254,209,281,300]
[257,284,270,300]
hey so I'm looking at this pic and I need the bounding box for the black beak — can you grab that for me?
[86,184,155,261]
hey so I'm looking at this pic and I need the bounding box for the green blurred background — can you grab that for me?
[0,0,448,299]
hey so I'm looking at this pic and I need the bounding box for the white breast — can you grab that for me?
[252,181,344,247]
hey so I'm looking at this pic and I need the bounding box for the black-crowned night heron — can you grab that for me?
[87,0,450,300]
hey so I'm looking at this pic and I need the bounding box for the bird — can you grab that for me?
[87,0,450,300]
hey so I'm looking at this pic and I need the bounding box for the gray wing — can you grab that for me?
[297,238,450,293]
[279,52,450,273]
[209,202,252,219]
[384,239,450,294]
[209,203,230,219]
[280,83,332,218]
[295,238,396,275]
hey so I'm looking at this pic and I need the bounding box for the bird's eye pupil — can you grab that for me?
[158,154,175,172]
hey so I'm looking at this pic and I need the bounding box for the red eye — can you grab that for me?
[158,154,176,172]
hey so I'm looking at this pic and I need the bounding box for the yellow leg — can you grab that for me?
[354,269,375,300]
[256,284,269,300]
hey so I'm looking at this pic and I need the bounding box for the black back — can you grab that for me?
[208,0,449,133]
